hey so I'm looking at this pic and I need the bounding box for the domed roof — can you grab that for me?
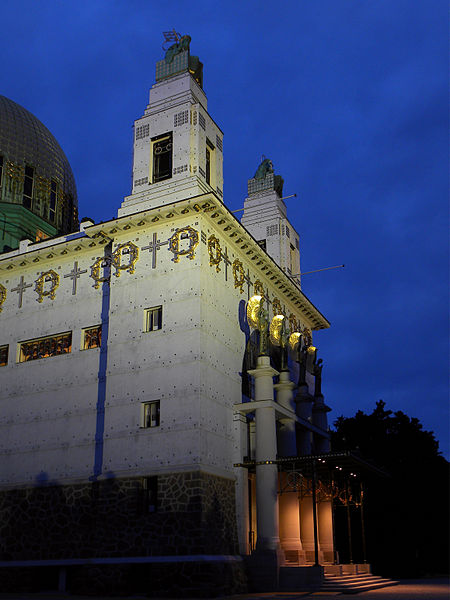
[0,95,77,202]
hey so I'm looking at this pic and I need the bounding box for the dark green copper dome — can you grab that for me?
[0,95,78,252]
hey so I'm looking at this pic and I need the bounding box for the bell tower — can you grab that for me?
[119,34,224,217]
[241,159,301,286]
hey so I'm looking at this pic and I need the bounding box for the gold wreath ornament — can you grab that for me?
[90,257,112,289]
[208,235,222,272]
[233,259,245,293]
[112,242,139,277]
[0,284,6,313]
[168,226,199,263]
[34,270,59,303]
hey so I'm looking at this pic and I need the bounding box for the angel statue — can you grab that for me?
[246,295,270,356]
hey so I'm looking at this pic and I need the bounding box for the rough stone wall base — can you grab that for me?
[0,561,248,597]
[0,471,238,560]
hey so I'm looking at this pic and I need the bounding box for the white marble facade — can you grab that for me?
[0,46,331,561]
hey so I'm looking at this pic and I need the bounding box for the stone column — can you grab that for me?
[275,371,304,563]
[275,370,296,456]
[318,499,334,563]
[248,356,280,552]
[233,412,250,554]
[299,495,316,562]
[300,491,323,564]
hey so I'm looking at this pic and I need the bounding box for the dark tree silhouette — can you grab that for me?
[331,401,449,578]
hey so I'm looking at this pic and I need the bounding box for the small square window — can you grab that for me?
[144,306,162,332]
[82,325,102,349]
[141,401,160,428]
[0,345,8,367]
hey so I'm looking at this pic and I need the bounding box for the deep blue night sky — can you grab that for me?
[1,1,448,457]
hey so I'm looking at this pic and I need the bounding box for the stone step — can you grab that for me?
[322,575,399,594]
[324,574,393,581]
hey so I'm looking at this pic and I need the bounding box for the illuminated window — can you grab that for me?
[141,401,160,428]
[23,165,34,209]
[19,332,72,363]
[82,325,102,349]
[0,345,8,367]
[152,133,172,183]
[35,230,49,242]
[144,306,162,332]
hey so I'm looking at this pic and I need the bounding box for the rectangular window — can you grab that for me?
[285,226,290,238]
[141,476,158,513]
[0,345,8,367]
[144,306,162,332]
[19,332,72,363]
[205,147,211,184]
[23,165,34,209]
[49,180,57,222]
[82,325,102,349]
[0,156,3,187]
[152,132,172,183]
[141,401,160,428]
[205,138,215,187]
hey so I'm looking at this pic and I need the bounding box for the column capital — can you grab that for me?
[248,355,279,379]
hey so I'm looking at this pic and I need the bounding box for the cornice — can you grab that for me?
[0,192,329,330]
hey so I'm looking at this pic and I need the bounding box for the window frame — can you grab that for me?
[81,325,102,350]
[144,306,162,333]
[23,165,34,209]
[18,331,72,363]
[151,132,173,184]
[0,344,8,367]
[141,400,161,429]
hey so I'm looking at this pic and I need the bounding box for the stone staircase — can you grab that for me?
[322,573,399,594]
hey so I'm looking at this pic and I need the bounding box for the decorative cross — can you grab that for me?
[244,269,253,300]
[265,288,271,312]
[11,276,32,308]
[223,247,231,281]
[64,261,87,295]
[141,233,169,269]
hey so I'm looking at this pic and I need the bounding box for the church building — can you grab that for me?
[0,35,380,595]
